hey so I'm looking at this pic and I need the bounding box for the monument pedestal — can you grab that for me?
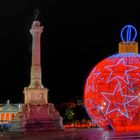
[10,104,64,132]
[25,104,63,131]
[23,87,48,105]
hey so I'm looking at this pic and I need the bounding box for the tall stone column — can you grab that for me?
[29,20,43,88]
[23,20,48,105]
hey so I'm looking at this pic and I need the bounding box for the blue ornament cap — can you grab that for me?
[121,25,137,44]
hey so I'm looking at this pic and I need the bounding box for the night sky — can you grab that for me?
[0,0,140,103]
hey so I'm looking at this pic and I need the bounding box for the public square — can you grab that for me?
[1,1,140,139]
[0,128,140,140]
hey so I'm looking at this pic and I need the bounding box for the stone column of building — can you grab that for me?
[23,20,48,105]
[29,20,43,88]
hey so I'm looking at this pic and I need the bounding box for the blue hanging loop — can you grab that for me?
[120,25,137,44]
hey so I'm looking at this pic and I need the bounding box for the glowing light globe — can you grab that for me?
[84,25,140,131]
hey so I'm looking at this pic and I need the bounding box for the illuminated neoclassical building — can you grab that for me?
[0,100,21,123]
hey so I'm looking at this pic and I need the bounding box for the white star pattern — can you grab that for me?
[116,103,138,120]
[85,68,101,93]
[85,98,106,126]
[101,82,138,118]
[121,77,139,95]
[105,58,138,84]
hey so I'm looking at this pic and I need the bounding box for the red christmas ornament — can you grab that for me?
[84,25,140,131]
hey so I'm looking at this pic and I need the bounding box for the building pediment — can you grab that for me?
[0,104,20,112]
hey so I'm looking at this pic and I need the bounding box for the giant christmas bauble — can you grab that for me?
[84,53,140,131]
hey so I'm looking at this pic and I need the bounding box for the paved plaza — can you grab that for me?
[0,128,140,140]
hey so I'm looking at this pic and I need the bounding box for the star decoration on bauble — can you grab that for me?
[101,82,137,118]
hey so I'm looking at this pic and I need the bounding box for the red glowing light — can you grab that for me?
[84,53,140,131]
